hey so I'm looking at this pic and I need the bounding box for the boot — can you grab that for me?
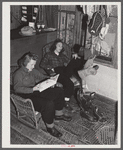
[64,101,75,112]
[47,126,62,138]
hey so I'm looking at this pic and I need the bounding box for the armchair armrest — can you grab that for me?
[10,93,41,129]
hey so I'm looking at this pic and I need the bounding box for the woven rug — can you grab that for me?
[11,128,36,144]
[10,94,117,145]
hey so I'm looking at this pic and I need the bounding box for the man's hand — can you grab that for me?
[72,53,81,59]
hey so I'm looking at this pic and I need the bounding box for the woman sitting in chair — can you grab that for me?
[40,39,99,108]
[13,52,72,138]
[40,39,85,112]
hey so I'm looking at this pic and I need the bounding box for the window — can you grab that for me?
[57,5,76,47]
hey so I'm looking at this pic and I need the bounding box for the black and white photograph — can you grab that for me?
[2,1,121,148]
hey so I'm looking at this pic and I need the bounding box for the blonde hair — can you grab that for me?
[18,52,38,67]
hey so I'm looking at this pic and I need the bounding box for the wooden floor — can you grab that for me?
[10,94,117,145]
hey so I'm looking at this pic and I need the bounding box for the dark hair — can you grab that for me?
[17,52,38,67]
[50,38,65,53]
[73,44,81,53]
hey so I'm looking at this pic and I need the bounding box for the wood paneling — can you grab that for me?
[47,31,57,43]
[11,6,22,30]
[11,31,57,69]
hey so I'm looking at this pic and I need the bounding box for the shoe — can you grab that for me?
[93,65,99,70]
[47,127,62,138]
[74,80,80,86]
[55,114,72,122]
[64,101,75,112]
[70,76,80,86]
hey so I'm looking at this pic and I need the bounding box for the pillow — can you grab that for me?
[20,26,36,36]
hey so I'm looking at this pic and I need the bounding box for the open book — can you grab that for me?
[38,74,60,92]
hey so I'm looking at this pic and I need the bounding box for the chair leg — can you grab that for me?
[18,116,39,130]
[15,108,20,119]
[36,114,42,129]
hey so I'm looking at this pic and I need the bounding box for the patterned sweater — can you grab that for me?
[40,51,70,69]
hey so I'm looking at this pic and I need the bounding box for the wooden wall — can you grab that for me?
[11,6,22,30]
[11,31,57,69]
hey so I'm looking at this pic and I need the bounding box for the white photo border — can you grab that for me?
[2,1,121,148]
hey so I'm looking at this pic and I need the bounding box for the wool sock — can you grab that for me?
[65,97,70,102]
[55,110,63,116]
[46,123,54,128]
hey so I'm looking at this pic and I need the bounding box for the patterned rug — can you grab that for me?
[10,94,117,145]
[11,128,36,144]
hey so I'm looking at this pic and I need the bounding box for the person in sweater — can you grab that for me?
[40,39,99,106]
[40,39,87,112]
[13,52,72,138]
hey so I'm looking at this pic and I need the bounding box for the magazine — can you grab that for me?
[38,74,59,92]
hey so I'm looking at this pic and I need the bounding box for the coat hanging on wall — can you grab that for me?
[76,5,88,46]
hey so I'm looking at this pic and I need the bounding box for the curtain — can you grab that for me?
[45,5,58,28]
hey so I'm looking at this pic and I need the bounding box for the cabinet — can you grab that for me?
[21,5,39,25]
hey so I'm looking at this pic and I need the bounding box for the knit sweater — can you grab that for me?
[13,66,48,94]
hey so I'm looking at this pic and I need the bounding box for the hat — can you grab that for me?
[19,26,36,36]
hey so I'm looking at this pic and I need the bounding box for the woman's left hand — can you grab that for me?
[56,82,63,88]
[72,53,81,59]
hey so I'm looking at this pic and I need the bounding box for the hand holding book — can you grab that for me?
[34,74,60,92]
[33,84,40,91]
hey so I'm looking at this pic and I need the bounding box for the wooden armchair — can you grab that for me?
[42,41,72,59]
[10,66,41,129]
[41,41,81,87]
[10,93,41,129]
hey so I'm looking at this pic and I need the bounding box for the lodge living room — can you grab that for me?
[2,3,120,148]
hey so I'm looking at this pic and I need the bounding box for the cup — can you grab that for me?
[37,24,41,29]
[29,22,35,29]
[41,24,45,29]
